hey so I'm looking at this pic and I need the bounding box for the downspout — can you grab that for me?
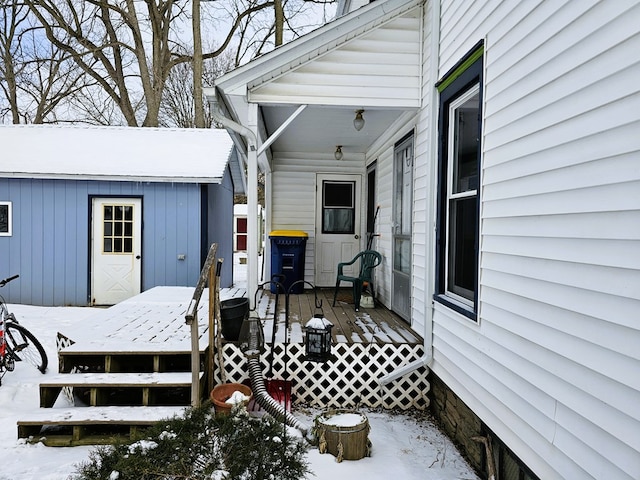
[205,89,259,309]
[379,0,441,386]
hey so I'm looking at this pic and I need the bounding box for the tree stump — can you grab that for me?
[314,409,371,462]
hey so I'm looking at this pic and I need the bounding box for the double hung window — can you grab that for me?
[435,44,483,319]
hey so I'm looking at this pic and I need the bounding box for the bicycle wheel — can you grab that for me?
[5,322,48,373]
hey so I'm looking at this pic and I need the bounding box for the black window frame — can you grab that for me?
[0,201,12,236]
[434,43,484,321]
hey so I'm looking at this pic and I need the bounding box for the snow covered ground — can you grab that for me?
[0,256,479,479]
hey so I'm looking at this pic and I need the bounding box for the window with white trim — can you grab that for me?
[322,181,355,234]
[0,202,12,236]
[435,44,483,320]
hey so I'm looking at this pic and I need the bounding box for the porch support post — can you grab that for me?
[247,102,259,308]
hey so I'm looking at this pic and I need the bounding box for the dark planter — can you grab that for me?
[220,297,249,341]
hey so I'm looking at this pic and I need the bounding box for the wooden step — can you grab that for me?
[58,350,205,374]
[18,406,187,446]
[40,372,202,408]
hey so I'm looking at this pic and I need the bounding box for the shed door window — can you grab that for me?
[103,204,134,253]
[322,181,355,234]
[0,202,11,236]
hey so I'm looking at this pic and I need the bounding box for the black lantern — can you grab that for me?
[304,314,334,362]
[238,310,265,359]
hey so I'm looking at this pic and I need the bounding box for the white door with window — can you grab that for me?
[91,197,142,305]
[315,174,362,286]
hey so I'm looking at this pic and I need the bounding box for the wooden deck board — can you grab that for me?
[18,406,186,425]
[41,372,197,387]
[281,288,420,345]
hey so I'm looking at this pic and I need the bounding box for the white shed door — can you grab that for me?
[91,198,142,305]
[315,174,362,287]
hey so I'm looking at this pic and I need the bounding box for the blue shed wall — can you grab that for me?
[207,164,235,288]
[0,178,207,306]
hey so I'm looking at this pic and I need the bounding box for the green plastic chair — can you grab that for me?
[332,250,382,311]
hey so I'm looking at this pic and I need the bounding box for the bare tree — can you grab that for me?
[24,0,284,127]
[192,0,204,127]
[19,29,95,123]
[218,0,331,65]
[160,48,234,128]
[1,0,96,124]
[25,0,183,126]
[4,0,335,126]
[67,84,131,125]
[0,0,29,123]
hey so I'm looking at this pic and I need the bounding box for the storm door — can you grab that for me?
[392,135,413,322]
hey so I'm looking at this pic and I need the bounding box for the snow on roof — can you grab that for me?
[0,124,235,183]
[234,204,248,215]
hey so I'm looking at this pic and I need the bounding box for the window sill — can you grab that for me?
[433,294,477,322]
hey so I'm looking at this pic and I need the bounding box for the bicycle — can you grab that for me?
[0,275,48,385]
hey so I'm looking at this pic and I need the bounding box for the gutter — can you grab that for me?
[203,88,257,148]
[378,0,441,387]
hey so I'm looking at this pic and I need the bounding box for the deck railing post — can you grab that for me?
[185,243,218,408]
[189,310,200,407]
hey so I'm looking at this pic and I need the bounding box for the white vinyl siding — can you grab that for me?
[250,11,422,107]
[431,0,640,479]
[409,0,438,336]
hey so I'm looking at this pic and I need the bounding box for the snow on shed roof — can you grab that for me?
[0,124,235,183]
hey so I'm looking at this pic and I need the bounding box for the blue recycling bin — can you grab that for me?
[270,230,308,294]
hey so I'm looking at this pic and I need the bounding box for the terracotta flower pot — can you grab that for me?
[210,383,252,416]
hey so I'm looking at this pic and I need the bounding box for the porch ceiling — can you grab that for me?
[260,104,409,155]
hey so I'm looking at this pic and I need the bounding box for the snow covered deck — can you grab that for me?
[31,284,428,442]
[57,285,420,353]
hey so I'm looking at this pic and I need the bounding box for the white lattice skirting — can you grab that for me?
[215,343,430,411]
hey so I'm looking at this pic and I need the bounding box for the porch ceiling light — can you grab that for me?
[334,145,343,161]
[353,109,365,131]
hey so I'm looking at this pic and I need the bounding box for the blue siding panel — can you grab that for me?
[0,177,233,306]
[208,165,235,288]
